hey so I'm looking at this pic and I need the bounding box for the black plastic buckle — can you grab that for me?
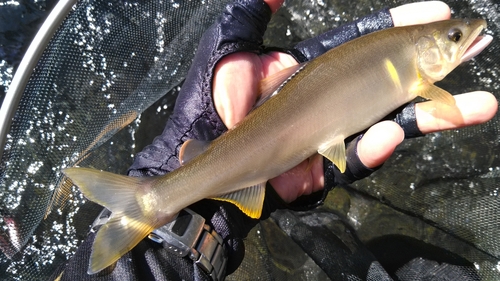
[148,208,206,258]
[148,208,227,281]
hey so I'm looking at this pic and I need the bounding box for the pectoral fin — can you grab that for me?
[212,182,266,219]
[179,139,210,165]
[318,138,346,173]
[413,82,455,106]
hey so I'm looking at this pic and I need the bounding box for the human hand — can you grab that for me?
[120,0,498,276]
[212,0,497,203]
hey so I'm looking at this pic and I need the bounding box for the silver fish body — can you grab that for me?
[63,19,489,274]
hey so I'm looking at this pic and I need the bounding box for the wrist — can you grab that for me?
[290,7,393,62]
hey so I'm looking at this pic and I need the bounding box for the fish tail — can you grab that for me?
[63,167,159,274]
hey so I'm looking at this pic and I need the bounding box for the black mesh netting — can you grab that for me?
[0,0,499,280]
[0,0,232,278]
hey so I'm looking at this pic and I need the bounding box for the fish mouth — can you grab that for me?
[460,23,492,63]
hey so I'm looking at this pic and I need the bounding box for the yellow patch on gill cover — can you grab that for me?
[409,68,425,94]
[384,59,402,92]
[409,79,425,95]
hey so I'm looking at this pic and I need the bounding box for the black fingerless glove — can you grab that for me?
[125,0,400,276]
[127,0,272,176]
[286,8,394,63]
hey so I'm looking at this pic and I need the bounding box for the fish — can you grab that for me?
[63,19,492,274]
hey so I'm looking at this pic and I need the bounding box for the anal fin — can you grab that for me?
[318,138,347,173]
[212,182,266,219]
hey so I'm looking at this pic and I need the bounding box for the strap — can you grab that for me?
[148,209,228,281]
[394,102,425,138]
[91,208,228,281]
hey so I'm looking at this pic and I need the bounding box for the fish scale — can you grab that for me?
[63,18,489,274]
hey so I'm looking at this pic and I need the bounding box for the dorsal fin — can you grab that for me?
[212,182,266,219]
[254,63,307,109]
[179,139,210,165]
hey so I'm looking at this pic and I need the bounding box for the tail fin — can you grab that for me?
[63,167,158,274]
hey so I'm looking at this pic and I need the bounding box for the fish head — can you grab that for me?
[415,19,491,83]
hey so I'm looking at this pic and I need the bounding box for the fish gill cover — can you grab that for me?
[0,0,499,280]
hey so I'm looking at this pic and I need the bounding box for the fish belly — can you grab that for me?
[156,30,420,209]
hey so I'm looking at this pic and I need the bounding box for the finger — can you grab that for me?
[213,51,297,129]
[264,0,284,13]
[390,1,451,27]
[259,51,298,77]
[213,52,262,128]
[357,121,405,169]
[416,91,498,134]
[269,155,324,203]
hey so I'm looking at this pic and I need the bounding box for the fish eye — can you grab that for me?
[448,28,463,42]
